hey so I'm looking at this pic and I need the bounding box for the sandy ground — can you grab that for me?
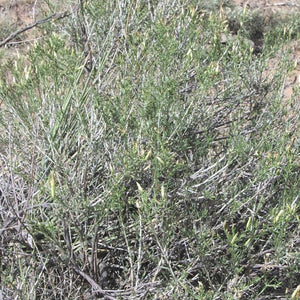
[232,0,300,96]
[0,0,39,27]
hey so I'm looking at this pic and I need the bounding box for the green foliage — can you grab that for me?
[0,1,299,299]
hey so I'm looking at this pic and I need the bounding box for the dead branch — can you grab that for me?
[0,11,70,48]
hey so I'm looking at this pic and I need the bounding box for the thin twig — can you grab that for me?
[0,11,70,48]
[72,264,111,298]
[72,263,134,299]
[265,3,300,8]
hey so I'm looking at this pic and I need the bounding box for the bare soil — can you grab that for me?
[0,0,36,27]
[0,0,69,48]
[231,0,300,98]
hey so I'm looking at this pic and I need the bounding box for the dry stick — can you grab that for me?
[265,3,300,8]
[0,11,70,48]
[72,263,132,299]
[73,264,102,291]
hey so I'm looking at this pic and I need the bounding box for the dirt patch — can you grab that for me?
[0,0,69,49]
[283,41,300,99]
[230,0,300,117]
[0,1,39,55]
[0,0,36,27]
